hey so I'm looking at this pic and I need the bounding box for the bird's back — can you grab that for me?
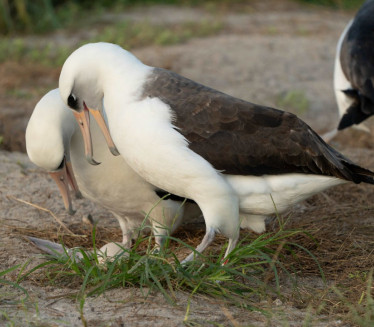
[142,68,374,183]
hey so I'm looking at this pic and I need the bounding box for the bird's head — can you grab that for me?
[26,89,82,215]
[59,43,121,165]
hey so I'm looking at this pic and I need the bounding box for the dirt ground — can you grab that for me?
[1,1,374,326]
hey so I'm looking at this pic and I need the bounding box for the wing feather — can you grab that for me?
[141,68,372,182]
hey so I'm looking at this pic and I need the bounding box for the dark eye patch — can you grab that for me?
[67,94,78,110]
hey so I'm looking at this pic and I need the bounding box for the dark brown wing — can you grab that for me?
[141,68,374,183]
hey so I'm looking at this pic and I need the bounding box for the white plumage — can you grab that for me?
[58,43,374,263]
[26,89,200,258]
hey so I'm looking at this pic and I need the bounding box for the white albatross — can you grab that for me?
[25,89,201,258]
[324,0,374,142]
[58,42,374,263]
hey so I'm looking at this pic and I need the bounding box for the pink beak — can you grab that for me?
[72,103,119,166]
[48,157,82,215]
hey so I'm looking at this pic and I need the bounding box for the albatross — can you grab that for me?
[26,89,200,258]
[58,42,374,263]
[324,0,374,141]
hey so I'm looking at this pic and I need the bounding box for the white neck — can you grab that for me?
[99,55,153,134]
[26,89,77,170]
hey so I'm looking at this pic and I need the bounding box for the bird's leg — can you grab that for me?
[151,219,179,253]
[181,191,239,265]
[154,230,169,250]
[181,227,215,264]
[111,213,133,248]
[120,231,133,248]
[222,236,239,265]
[152,224,170,253]
[151,201,186,253]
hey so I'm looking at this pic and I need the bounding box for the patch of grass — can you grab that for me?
[0,261,75,326]
[5,88,33,99]
[0,264,31,326]
[16,219,320,321]
[0,0,60,35]
[0,264,29,305]
[0,37,70,66]
[348,270,370,282]
[333,270,374,327]
[0,19,223,67]
[91,20,224,48]
[0,0,224,35]
[276,90,309,115]
[0,0,364,35]
[295,0,363,10]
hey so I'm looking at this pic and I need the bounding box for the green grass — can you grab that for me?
[0,264,29,304]
[296,0,364,10]
[0,0,60,35]
[0,37,69,66]
[3,221,373,325]
[276,90,309,115]
[333,270,374,327]
[0,0,224,35]
[16,221,313,313]
[0,0,363,66]
[0,0,364,35]
[0,207,320,324]
[0,19,223,67]
[91,20,223,48]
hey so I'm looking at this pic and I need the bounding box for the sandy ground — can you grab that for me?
[1,2,374,326]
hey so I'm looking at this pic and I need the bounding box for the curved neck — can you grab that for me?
[101,59,152,101]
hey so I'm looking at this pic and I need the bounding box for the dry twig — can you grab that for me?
[7,195,78,236]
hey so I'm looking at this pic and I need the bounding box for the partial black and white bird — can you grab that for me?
[324,0,374,141]
[58,42,374,263]
[25,89,200,258]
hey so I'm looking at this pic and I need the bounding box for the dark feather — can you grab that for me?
[338,102,372,130]
[337,88,373,130]
[339,0,374,124]
[141,68,374,184]
[155,189,195,203]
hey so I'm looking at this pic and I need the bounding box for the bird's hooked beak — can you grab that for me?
[49,157,81,215]
[86,104,120,157]
[72,102,120,165]
[72,105,100,165]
